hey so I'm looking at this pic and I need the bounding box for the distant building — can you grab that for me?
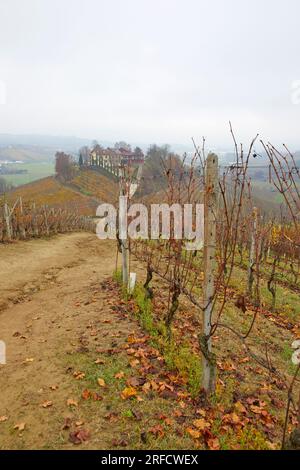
[87,145,144,177]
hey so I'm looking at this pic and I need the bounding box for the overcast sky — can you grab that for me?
[0,0,300,149]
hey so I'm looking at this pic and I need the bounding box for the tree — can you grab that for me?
[134,146,143,156]
[79,146,90,165]
[55,152,76,182]
[114,141,132,152]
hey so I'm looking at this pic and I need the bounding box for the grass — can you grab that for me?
[229,266,300,323]
[2,162,55,187]
[60,340,199,450]
[113,273,203,397]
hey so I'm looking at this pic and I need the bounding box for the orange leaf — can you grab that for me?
[120,386,138,400]
[114,371,125,379]
[81,389,91,400]
[207,437,220,450]
[186,427,201,439]
[67,398,78,407]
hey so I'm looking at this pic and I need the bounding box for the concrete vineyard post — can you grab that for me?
[202,153,218,394]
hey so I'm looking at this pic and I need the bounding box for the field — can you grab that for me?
[1,162,55,187]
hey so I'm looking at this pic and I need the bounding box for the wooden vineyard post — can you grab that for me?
[32,202,39,237]
[43,206,49,236]
[19,197,26,239]
[4,203,12,241]
[247,207,258,298]
[201,153,218,394]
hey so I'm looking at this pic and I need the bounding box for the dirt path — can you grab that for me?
[0,233,197,451]
[0,233,126,449]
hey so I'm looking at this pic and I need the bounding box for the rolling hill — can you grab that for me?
[1,168,119,216]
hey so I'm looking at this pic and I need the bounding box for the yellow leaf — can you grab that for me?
[234,401,247,414]
[230,412,241,424]
[22,357,34,364]
[97,378,106,387]
[120,387,138,400]
[193,418,211,430]
[186,427,201,439]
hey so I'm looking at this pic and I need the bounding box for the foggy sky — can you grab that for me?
[0,0,300,149]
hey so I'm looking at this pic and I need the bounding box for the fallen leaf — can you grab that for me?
[207,437,220,450]
[186,427,201,439]
[104,412,119,422]
[114,371,125,379]
[73,371,85,380]
[69,429,90,445]
[193,418,211,430]
[149,424,164,438]
[67,398,78,407]
[41,400,53,408]
[234,401,247,414]
[97,378,106,387]
[120,387,138,400]
[164,417,174,426]
[95,358,105,364]
[111,438,128,447]
[92,392,103,401]
[130,359,140,368]
[22,358,34,364]
[14,422,26,432]
[75,421,84,427]
[81,389,91,400]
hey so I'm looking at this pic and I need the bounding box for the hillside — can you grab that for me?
[4,177,98,215]
[70,168,119,205]
[1,168,119,216]
[0,145,54,163]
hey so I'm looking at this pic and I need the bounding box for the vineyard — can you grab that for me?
[1,177,99,216]
[0,196,95,242]
[111,138,300,450]
[70,168,119,205]
[1,142,300,450]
